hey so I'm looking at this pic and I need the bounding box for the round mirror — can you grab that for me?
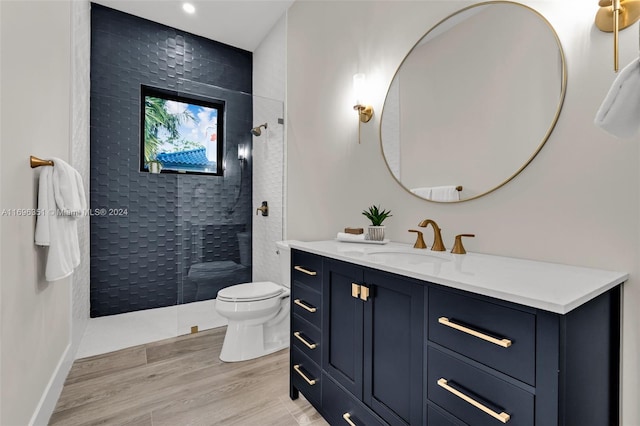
[380,1,566,202]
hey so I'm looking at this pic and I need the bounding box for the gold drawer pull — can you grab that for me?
[294,299,317,313]
[294,331,317,349]
[352,283,361,298]
[342,413,357,426]
[294,265,317,276]
[437,378,511,424]
[293,364,317,385]
[438,317,512,348]
[359,285,370,301]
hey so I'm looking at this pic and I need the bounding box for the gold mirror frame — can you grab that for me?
[379,1,567,203]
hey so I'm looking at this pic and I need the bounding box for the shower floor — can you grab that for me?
[76,299,227,359]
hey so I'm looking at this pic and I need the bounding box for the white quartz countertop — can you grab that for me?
[289,240,628,314]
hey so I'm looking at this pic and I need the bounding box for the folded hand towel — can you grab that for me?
[411,186,459,202]
[410,187,432,198]
[429,185,460,202]
[35,163,83,281]
[594,58,640,138]
[51,157,87,217]
[337,232,366,242]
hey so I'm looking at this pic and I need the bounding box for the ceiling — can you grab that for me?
[91,0,295,52]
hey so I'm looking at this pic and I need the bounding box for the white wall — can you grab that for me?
[253,15,287,283]
[286,1,639,424]
[70,0,91,380]
[0,2,76,425]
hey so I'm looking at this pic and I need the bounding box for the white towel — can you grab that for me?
[51,157,87,217]
[430,186,460,202]
[336,232,366,242]
[35,161,84,281]
[410,187,432,198]
[411,186,459,202]
[594,58,640,138]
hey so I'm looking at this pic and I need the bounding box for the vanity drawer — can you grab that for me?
[292,314,321,364]
[322,374,386,426]
[428,287,536,385]
[427,405,468,426]
[293,283,321,328]
[292,250,322,291]
[291,346,321,406]
[427,347,534,426]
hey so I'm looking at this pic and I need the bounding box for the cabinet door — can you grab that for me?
[322,259,364,399]
[363,270,424,426]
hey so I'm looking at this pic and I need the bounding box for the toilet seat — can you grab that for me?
[217,281,284,302]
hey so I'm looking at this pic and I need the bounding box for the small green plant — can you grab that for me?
[362,204,392,226]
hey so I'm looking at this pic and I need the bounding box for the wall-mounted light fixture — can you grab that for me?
[353,73,374,143]
[238,144,248,161]
[595,0,640,72]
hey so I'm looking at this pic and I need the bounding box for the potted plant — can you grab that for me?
[146,159,163,174]
[362,204,392,241]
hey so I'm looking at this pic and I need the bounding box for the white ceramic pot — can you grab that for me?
[149,162,162,174]
[367,226,385,241]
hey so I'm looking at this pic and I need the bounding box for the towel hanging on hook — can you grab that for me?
[594,57,640,138]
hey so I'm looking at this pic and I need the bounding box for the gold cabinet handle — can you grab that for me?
[293,331,317,349]
[294,299,317,313]
[342,413,357,426]
[294,265,317,276]
[437,378,510,423]
[293,364,317,385]
[352,283,361,298]
[438,317,512,348]
[359,285,370,301]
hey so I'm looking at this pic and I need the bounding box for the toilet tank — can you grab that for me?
[275,240,294,288]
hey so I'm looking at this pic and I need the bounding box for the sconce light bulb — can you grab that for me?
[353,73,366,106]
[353,73,373,124]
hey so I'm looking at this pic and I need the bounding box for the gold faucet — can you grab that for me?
[418,219,446,251]
[408,230,427,249]
[451,234,475,254]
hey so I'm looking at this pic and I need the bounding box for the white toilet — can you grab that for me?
[215,240,292,362]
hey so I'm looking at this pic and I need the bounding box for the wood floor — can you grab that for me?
[50,327,329,426]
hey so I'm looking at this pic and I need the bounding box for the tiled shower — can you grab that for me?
[89,4,259,318]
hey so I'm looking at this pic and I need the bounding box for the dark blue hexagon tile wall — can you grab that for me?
[90,4,253,317]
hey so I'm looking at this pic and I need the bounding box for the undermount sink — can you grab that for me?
[365,249,451,264]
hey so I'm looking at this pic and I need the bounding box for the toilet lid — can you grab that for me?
[217,281,284,302]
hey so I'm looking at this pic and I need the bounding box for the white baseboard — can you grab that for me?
[28,342,74,426]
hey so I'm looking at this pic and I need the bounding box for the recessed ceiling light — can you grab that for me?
[182,3,196,14]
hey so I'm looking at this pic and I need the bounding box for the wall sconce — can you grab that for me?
[595,0,640,72]
[353,73,374,143]
[238,144,248,161]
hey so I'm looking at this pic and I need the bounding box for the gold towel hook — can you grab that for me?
[30,156,54,168]
[595,0,640,72]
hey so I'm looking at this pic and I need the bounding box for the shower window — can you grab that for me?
[140,85,225,176]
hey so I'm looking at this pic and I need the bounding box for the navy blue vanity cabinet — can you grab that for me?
[290,249,323,405]
[425,285,621,426]
[322,259,424,426]
[289,248,622,426]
